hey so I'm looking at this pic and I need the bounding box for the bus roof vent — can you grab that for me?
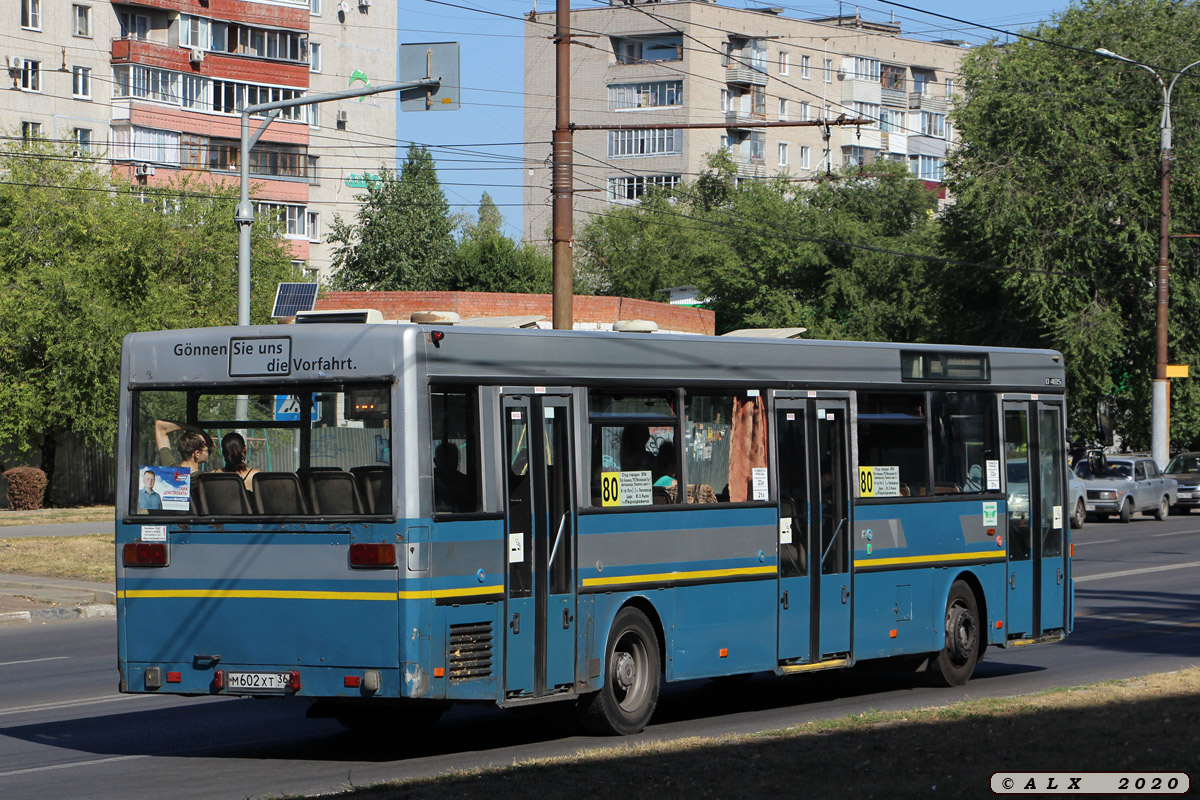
[613,319,659,334]
[294,308,384,324]
[721,327,807,339]
[410,311,461,325]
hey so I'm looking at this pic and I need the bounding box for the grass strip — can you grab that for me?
[0,535,114,583]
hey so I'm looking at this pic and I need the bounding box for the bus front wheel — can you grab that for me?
[577,607,660,735]
[926,581,980,687]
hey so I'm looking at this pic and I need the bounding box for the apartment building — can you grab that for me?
[523,0,964,242]
[1,0,398,279]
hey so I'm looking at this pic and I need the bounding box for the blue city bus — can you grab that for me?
[116,323,1072,734]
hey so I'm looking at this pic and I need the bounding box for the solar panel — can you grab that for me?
[271,283,319,318]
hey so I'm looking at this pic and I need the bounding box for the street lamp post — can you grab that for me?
[1096,48,1200,467]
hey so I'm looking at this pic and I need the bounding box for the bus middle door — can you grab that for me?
[501,393,577,700]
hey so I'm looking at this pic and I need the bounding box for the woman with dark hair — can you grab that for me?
[221,432,260,491]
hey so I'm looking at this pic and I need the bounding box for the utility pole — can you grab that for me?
[551,0,574,330]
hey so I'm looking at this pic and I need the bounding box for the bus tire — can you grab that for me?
[577,607,660,735]
[926,581,980,688]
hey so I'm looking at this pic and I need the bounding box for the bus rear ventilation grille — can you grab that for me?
[448,621,494,681]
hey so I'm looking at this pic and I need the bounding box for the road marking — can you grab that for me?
[0,755,145,779]
[1151,529,1200,537]
[1080,613,1200,630]
[1075,538,1118,545]
[0,694,147,717]
[0,656,70,668]
[1075,560,1200,583]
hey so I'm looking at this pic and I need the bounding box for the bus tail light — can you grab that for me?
[213,670,225,691]
[123,542,167,566]
[287,670,302,692]
[350,543,396,568]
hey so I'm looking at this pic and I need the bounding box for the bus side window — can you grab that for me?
[431,389,481,514]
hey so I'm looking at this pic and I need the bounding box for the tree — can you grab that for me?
[0,137,296,491]
[449,192,552,293]
[942,0,1200,448]
[327,144,457,291]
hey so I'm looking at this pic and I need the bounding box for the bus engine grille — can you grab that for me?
[448,621,494,680]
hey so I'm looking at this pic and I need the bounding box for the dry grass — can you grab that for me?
[0,535,114,583]
[0,506,114,526]
[304,668,1200,800]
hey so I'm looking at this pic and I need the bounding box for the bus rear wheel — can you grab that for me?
[926,581,980,688]
[577,607,660,735]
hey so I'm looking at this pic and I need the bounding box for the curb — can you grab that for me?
[0,604,116,625]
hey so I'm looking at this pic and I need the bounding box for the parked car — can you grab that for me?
[1073,455,1177,523]
[1068,470,1086,529]
[1164,451,1200,513]
[1006,458,1085,529]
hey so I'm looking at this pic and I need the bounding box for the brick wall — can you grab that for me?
[314,291,715,335]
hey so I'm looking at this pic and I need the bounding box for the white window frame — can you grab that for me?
[72,65,91,99]
[912,154,944,181]
[853,57,881,81]
[778,98,787,121]
[800,54,810,79]
[21,121,41,140]
[306,210,320,242]
[20,60,41,93]
[309,42,321,73]
[880,108,905,134]
[921,111,945,138]
[854,102,880,127]
[823,58,833,84]
[800,145,811,170]
[608,128,682,158]
[609,80,683,110]
[257,202,308,239]
[778,142,788,166]
[73,4,91,37]
[21,0,40,30]
[778,51,789,76]
[607,173,681,203]
[311,0,320,14]
[71,127,91,153]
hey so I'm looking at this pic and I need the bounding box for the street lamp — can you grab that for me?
[1096,47,1200,467]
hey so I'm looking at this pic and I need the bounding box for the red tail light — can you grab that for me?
[287,670,302,692]
[349,542,396,568]
[123,542,167,566]
[344,675,362,688]
[212,670,225,691]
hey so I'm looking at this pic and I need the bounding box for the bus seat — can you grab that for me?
[195,472,251,515]
[652,486,672,505]
[350,466,390,514]
[305,471,365,515]
[251,472,308,515]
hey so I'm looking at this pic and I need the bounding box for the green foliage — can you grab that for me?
[942,0,1200,448]
[328,144,457,290]
[0,137,297,466]
[449,193,552,293]
[577,156,943,338]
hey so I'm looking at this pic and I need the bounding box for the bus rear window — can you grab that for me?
[129,384,392,518]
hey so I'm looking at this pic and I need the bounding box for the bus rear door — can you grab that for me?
[775,395,853,664]
[501,393,577,700]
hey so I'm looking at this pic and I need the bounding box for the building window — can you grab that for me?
[945,77,955,97]
[112,125,181,165]
[72,66,91,98]
[608,128,682,158]
[752,85,766,117]
[118,12,150,40]
[921,111,945,138]
[21,0,40,29]
[853,102,880,126]
[912,154,944,181]
[607,174,681,202]
[257,202,309,238]
[308,155,319,184]
[881,64,905,91]
[721,88,731,113]
[853,57,880,81]
[843,145,875,167]
[609,80,683,110]
[800,145,810,170]
[307,211,320,242]
[21,121,41,140]
[800,101,810,122]
[823,58,833,83]
[880,108,905,133]
[778,142,788,166]
[309,42,321,72]
[20,60,41,92]
[71,127,91,154]
[778,51,789,75]
[310,0,320,14]
[613,35,682,64]
[748,130,765,162]
[180,15,209,48]
[73,4,91,37]
[913,71,933,97]
[801,54,810,79]
[778,98,788,120]
[180,133,206,168]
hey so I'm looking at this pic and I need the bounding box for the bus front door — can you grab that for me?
[1003,400,1067,639]
[501,394,577,700]
[776,397,853,664]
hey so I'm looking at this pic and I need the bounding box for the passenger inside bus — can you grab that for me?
[220,432,260,492]
[619,424,654,473]
[434,441,475,513]
[154,420,211,472]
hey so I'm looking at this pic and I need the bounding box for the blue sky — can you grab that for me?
[393,0,1074,239]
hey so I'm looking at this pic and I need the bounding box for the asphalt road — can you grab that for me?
[2,513,1198,800]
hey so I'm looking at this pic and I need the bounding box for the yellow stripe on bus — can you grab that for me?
[854,551,1007,568]
[581,565,777,588]
[120,586,505,602]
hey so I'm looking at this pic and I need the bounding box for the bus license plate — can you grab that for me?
[227,672,289,692]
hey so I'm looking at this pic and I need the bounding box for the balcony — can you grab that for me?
[725,67,767,87]
[908,92,948,113]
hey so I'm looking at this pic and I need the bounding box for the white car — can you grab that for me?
[1074,456,1177,523]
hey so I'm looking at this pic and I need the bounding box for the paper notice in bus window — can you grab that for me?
[138,466,190,512]
[752,467,769,500]
[779,517,793,544]
[600,470,652,507]
[986,460,1000,491]
[860,466,900,497]
[508,533,524,563]
[1053,505,1063,529]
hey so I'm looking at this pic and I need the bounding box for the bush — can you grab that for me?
[3,467,48,510]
